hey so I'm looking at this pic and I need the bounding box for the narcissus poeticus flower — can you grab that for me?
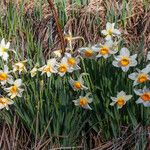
[128,66,150,86]
[134,87,150,107]
[73,93,93,110]
[0,38,10,61]
[4,79,24,99]
[39,58,57,77]
[101,22,121,40]
[112,47,137,72]
[110,91,132,109]
[69,73,88,91]
[78,47,96,59]
[65,53,80,71]
[93,40,117,59]
[57,57,72,77]
[13,60,27,74]
[0,97,14,110]
[0,65,12,85]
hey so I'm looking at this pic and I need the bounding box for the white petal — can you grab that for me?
[112,61,119,67]
[106,22,112,30]
[101,30,108,35]
[105,35,112,41]
[14,79,22,87]
[128,72,138,80]
[113,29,121,35]
[120,47,130,56]
[121,66,129,72]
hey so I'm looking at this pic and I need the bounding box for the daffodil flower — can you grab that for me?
[128,66,150,86]
[134,87,150,107]
[73,93,93,110]
[101,22,121,40]
[110,91,132,109]
[69,73,88,91]
[38,58,57,77]
[13,60,27,74]
[78,47,96,59]
[4,79,24,99]
[0,97,14,110]
[65,53,80,71]
[0,38,10,61]
[0,65,12,85]
[30,67,38,77]
[57,57,72,77]
[93,40,117,59]
[112,47,137,72]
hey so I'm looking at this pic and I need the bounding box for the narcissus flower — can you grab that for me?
[69,73,88,91]
[39,58,57,77]
[101,22,121,40]
[78,47,96,59]
[93,40,117,59]
[4,79,24,99]
[65,53,80,70]
[128,66,150,86]
[110,91,132,109]
[0,65,12,85]
[134,87,150,107]
[0,97,14,110]
[57,57,72,77]
[112,47,137,72]
[73,93,93,110]
[30,67,38,77]
[13,60,27,74]
[0,38,10,61]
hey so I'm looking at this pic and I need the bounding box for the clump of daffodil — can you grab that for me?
[112,47,137,72]
[0,65,12,85]
[0,97,14,110]
[38,58,57,77]
[65,53,80,71]
[134,86,150,107]
[73,93,93,110]
[110,91,132,109]
[69,73,88,91]
[57,57,72,77]
[13,60,28,74]
[93,40,117,59]
[0,38,10,61]
[101,22,121,40]
[128,65,150,86]
[4,79,24,99]
[78,46,96,59]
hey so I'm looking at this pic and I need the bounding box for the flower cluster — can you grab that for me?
[1,22,150,111]
[0,39,24,110]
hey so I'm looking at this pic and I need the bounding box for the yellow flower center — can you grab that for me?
[58,64,67,73]
[137,74,148,83]
[64,35,72,41]
[10,86,18,94]
[79,98,88,106]
[73,81,81,89]
[1,47,7,52]
[0,98,8,105]
[67,58,76,66]
[116,98,125,106]
[120,57,130,66]
[108,29,113,35]
[43,65,51,73]
[84,49,93,57]
[0,73,7,81]
[141,93,150,101]
[100,46,109,55]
